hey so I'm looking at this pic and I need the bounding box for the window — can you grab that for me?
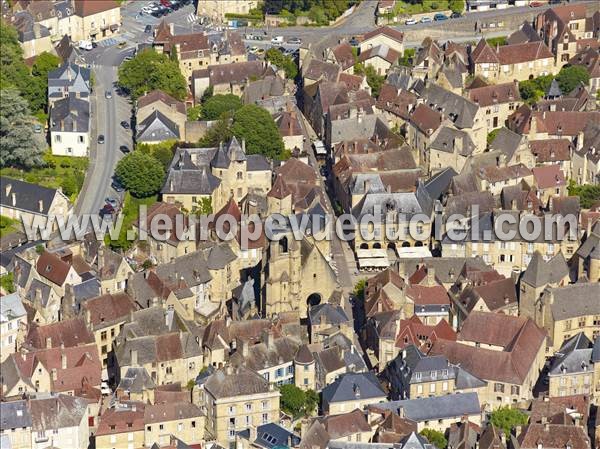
[415,372,422,380]
[245,403,252,412]
[304,378,309,385]
[429,383,435,393]
[262,413,269,424]
[262,401,269,410]
[55,135,61,143]
[192,421,196,428]
[417,384,423,394]
[287,365,294,374]
[578,317,586,328]
[78,135,84,143]
[511,385,519,395]
[494,383,504,393]
[276,368,284,378]
[442,381,448,391]
[101,331,107,341]
[228,406,236,415]
[159,424,164,430]
[564,320,572,331]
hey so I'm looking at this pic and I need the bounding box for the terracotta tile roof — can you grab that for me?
[532,165,566,189]
[82,292,137,328]
[362,26,404,45]
[533,111,600,136]
[156,333,184,362]
[339,73,365,92]
[96,405,145,435]
[137,90,186,116]
[496,41,553,65]
[471,39,499,64]
[25,317,95,349]
[569,47,600,78]
[468,82,520,107]
[331,42,356,71]
[304,59,341,82]
[377,84,417,120]
[406,285,450,306]
[358,44,401,65]
[207,60,268,86]
[136,202,189,245]
[144,401,204,423]
[395,315,456,350]
[36,251,71,286]
[529,139,572,162]
[73,0,118,17]
[517,423,590,449]
[530,395,589,425]
[321,409,371,439]
[410,104,442,135]
[376,411,418,443]
[545,4,587,23]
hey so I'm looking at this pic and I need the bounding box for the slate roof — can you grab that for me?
[0,400,32,430]
[118,367,156,393]
[521,251,568,287]
[370,393,481,421]
[29,394,89,431]
[230,336,301,372]
[255,422,299,449]
[50,95,90,133]
[1,177,60,216]
[322,372,386,405]
[0,292,27,323]
[414,82,479,129]
[548,283,600,321]
[548,333,594,376]
[136,110,180,142]
[309,303,350,326]
[304,59,341,82]
[429,126,475,157]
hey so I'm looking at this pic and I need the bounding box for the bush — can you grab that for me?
[555,65,590,94]
[420,429,447,449]
[201,94,243,120]
[279,385,319,418]
[265,48,298,79]
[490,406,528,438]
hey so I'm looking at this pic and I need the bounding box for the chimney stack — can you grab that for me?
[11,192,16,207]
[131,349,138,367]
[51,368,58,381]
[61,353,67,370]
[46,337,52,349]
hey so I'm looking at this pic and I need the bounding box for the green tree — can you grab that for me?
[231,104,285,159]
[201,94,243,120]
[194,197,213,215]
[265,48,298,79]
[0,21,30,91]
[398,48,415,67]
[487,128,500,146]
[555,65,590,94]
[118,49,187,100]
[115,151,165,198]
[0,273,15,294]
[187,105,202,121]
[567,179,600,208]
[364,65,385,98]
[31,52,61,78]
[137,140,176,170]
[279,385,319,418]
[0,88,46,168]
[519,74,553,104]
[420,429,447,449]
[449,0,465,13]
[490,407,528,438]
[198,113,234,147]
[353,279,366,300]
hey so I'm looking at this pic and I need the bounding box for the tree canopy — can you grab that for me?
[118,49,187,100]
[115,151,166,198]
[262,0,357,23]
[201,94,243,120]
[568,180,600,209]
[279,385,319,418]
[555,65,590,94]
[489,407,528,438]
[518,74,553,104]
[265,48,298,79]
[231,104,285,159]
[420,429,447,449]
[0,89,46,168]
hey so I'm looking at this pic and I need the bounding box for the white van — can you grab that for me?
[79,40,93,51]
[271,35,284,44]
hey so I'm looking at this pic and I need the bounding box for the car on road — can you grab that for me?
[434,13,448,21]
[405,18,417,25]
[256,48,265,55]
[450,12,461,18]
[105,197,119,208]
[100,381,111,396]
[98,134,105,144]
[99,204,115,219]
[123,55,133,62]
[271,35,284,44]
[105,90,112,99]
[420,16,432,23]
[117,41,127,49]
[144,25,153,33]
[119,145,130,153]
[33,124,42,133]
[111,179,125,193]
[530,1,543,6]
[287,37,302,45]
[120,120,130,129]
[249,46,258,53]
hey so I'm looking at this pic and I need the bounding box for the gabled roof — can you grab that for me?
[362,26,404,45]
[322,372,385,405]
[136,110,180,142]
[204,366,271,399]
[137,89,186,115]
[36,251,72,286]
[73,0,118,17]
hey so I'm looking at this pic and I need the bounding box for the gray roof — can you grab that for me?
[118,367,157,393]
[24,279,52,307]
[50,95,90,133]
[309,303,349,326]
[386,345,454,390]
[352,183,434,221]
[373,392,481,421]
[521,251,568,288]
[322,372,386,405]
[546,79,563,99]
[429,127,475,156]
[548,283,600,321]
[29,394,88,430]
[489,127,523,161]
[455,366,487,389]
[414,82,479,129]
[0,293,27,323]
[13,11,50,43]
[255,422,299,449]
[204,366,271,399]
[137,110,180,142]
[48,63,90,96]
[231,336,301,372]
[0,400,32,430]
[548,333,593,376]
[1,177,60,216]
[424,167,457,200]
[247,154,271,171]
[402,432,438,449]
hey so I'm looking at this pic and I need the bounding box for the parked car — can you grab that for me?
[105,197,119,208]
[117,41,127,49]
[287,37,301,45]
[123,55,133,62]
[111,179,125,192]
[97,134,105,144]
[450,12,461,18]
[249,46,258,53]
[105,90,112,99]
[434,13,448,21]
[33,124,42,133]
[405,18,417,25]
[99,204,114,219]
[271,35,284,44]
[349,36,359,46]
[530,1,543,6]
[420,16,432,23]
[120,120,130,129]
[119,145,130,153]
[144,25,153,33]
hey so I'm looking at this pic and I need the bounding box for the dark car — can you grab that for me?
[450,12,461,18]
[144,25,153,33]
[349,36,359,47]
[98,134,105,144]
[434,13,448,21]
[287,37,301,45]
[111,179,125,193]
[99,204,115,219]
[119,145,130,153]
[120,120,130,129]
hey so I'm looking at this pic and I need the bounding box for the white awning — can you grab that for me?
[396,246,433,258]
[358,257,390,269]
[356,248,388,259]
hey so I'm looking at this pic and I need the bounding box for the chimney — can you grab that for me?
[169,23,174,35]
[426,266,436,286]
[46,337,52,349]
[5,183,11,196]
[85,308,91,325]
[130,349,138,367]
[242,139,246,153]
[11,192,16,207]
[51,368,58,381]
[61,353,67,370]
[97,247,105,272]
[240,338,249,358]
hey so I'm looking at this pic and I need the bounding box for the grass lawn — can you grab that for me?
[2,152,89,203]
[393,0,450,15]
[0,215,22,237]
